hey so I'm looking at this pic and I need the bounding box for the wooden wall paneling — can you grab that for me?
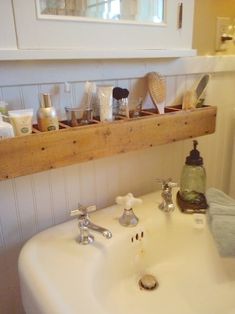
[129,77,148,110]
[63,164,81,213]
[49,168,68,225]
[116,78,130,90]
[165,75,176,107]
[57,82,72,120]
[13,176,37,242]
[72,81,86,108]
[117,150,143,198]
[173,75,187,106]
[0,180,21,247]
[185,73,201,90]
[31,172,54,231]
[1,86,22,110]
[103,155,121,206]
[94,158,109,209]
[20,85,41,123]
[78,161,97,207]
[0,87,3,100]
[136,147,158,195]
[49,84,65,120]
[116,152,134,197]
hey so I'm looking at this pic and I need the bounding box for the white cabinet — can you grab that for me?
[0,2,17,49]
[0,0,196,60]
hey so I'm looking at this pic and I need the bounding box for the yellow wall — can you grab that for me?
[193,0,235,55]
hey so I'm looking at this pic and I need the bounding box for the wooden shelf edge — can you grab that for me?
[0,106,217,181]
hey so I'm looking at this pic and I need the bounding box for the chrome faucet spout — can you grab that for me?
[71,205,112,245]
[85,220,112,239]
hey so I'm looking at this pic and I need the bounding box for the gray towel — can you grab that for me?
[210,215,235,257]
[206,187,235,257]
[206,187,235,216]
[206,187,235,205]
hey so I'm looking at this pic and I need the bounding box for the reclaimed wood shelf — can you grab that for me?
[0,105,217,181]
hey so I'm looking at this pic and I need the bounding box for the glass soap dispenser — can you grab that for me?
[177,140,208,213]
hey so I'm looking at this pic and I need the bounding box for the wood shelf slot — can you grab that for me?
[138,110,156,116]
[32,127,41,134]
[59,122,71,129]
[165,107,182,113]
[91,119,100,124]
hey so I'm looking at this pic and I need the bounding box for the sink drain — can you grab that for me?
[138,274,159,291]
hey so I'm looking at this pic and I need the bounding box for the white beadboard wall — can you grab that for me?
[0,56,235,314]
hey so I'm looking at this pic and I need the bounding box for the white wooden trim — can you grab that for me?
[0,48,196,61]
[0,55,235,87]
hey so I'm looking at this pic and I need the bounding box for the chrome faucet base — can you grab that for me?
[119,208,139,227]
[159,201,175,213]
[157,178,177,213]
[78,233,94,245]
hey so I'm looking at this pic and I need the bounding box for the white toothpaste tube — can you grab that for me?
[97,85,113,122]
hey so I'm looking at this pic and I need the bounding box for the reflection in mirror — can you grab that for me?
[38,0,164,24]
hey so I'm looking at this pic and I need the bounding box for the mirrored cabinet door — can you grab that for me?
[38,0,165,24]
[11,0,195,59]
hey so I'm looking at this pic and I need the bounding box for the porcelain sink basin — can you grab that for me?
[18,191,235,314]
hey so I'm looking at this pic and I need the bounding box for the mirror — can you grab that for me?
[38,0,165,24]
[193,0,235,55]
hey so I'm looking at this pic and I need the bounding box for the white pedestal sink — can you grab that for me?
[18,191,235,314]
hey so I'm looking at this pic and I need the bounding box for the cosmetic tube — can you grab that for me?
[97,85,113,122]
[8,109,33,136]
